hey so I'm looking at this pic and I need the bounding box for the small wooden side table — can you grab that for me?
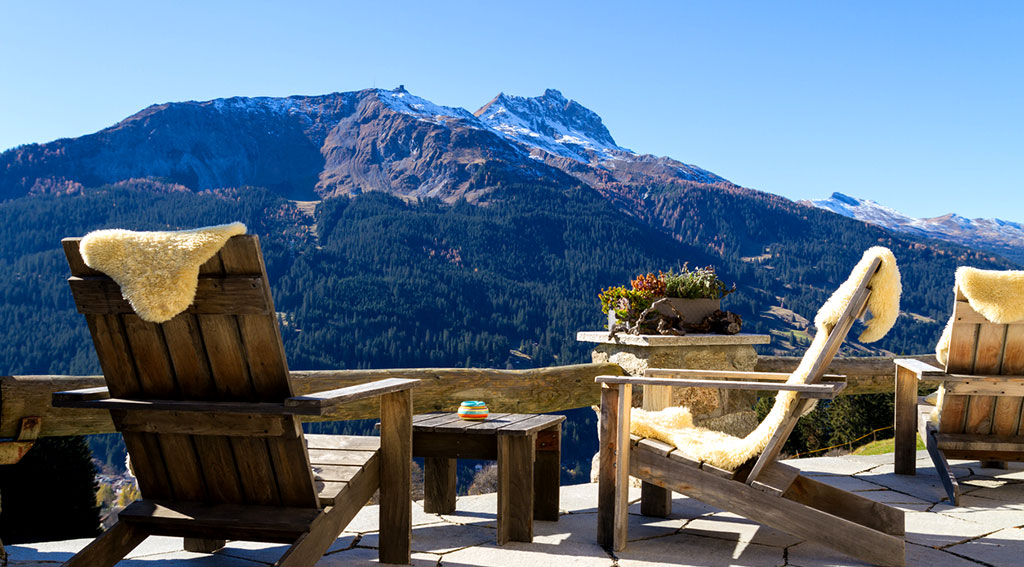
[412,412,565,544]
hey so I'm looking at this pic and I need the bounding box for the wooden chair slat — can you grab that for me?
[68,275,270,315]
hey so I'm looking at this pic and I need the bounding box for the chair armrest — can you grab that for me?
[645,368,845,381]
[52,387,110,404]
[595,375,845,399]
[285,378,420,414]
[894,358,947,379]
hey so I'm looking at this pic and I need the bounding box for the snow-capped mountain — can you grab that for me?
[0,86,732,205]
[803,192,1024,265]
[475,89,627,162]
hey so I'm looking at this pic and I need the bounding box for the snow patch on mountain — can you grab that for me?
[474,89,631,163]
[376,86,478,125]
[804,192,1024,265]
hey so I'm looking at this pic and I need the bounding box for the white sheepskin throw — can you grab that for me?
[936,267,1024,365]
[630,247,902,471]
[79,223,247,323]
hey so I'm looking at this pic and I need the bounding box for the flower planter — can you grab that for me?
[654,297,720,324]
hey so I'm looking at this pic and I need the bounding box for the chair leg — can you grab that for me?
[640,482,671,517]
[62,522,147,567]
[923,423,960,505]
[379,389,413,564]
[893,365,918,475]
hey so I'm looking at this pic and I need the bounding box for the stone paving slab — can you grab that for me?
[7,450,1024,566]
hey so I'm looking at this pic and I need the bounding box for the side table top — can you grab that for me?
[576,331,770,347]
[413,413,565,436]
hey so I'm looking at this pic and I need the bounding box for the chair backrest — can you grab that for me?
[62,234,320,508]
[745,257,882,482]
[939,284,1024,436]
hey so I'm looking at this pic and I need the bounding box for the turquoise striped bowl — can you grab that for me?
[458,401,489,420]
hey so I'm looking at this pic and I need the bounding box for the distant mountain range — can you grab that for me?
[0,85,1016,374]
[802,192,1024,264]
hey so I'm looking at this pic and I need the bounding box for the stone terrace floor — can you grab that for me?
[8,450,1024,566]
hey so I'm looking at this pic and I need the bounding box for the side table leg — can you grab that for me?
[534,425,561,521]
[423,457,457,514]
[497,433,535,544]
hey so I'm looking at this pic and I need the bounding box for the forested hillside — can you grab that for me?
[0,181,1016,486]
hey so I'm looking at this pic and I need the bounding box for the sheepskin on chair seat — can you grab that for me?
[630,246,902,471]
[79,222,247,323]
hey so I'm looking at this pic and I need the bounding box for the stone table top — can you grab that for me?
[576,331,771,347]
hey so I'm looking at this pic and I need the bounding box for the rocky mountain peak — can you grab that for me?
[474,89,625,163]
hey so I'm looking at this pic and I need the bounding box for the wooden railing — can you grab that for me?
[1,355,940,440]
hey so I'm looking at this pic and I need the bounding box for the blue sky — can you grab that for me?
[1,1,1021,220]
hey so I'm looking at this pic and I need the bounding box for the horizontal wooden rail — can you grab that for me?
[0,363,622,439]
[2,355,943,439]
[755,354,943,395]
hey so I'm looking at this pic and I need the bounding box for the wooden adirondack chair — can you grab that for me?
[596,256,906,567]
[52,234,418,567]
[894,283,1024,505]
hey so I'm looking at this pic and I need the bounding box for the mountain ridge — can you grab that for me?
[0,87,732,205]
[803,192,1024,264]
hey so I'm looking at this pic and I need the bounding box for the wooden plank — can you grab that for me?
[423,458,457,514]
[117,313,208,503]
[786,474,904,536]
[4,363,624,439]
[597,384,618,548]
[62,521,147,567]
[614,383,632,551]
[750,461,801,497]
[645,368,845,381]
[640,384,672,518]
[946,379,1024,396]
[894,364,919,475]
[596,375,845,398]
[52,396,322,415]
[920,422,960,505]
[497,433,535,545]
[157,312,244,506]
[413,431,497,460]
[113,410,288,437]
[415,412,477,432]
[940,309,978,433]
[311,464,362,483]
[954,300,996,324]
[305,434,380,451]
[935,433,1024,453]
[379,389,412,564]
[220,238,319,508]
[629,445,905,567]
[284,378,419,412]
[119,499,319,538]
[534,423,560,522]
[68,275,270,315]
[277,452,380,566]
[893,358,946,376]
[460,414,537,433]
[963,323,1006,435]
[495,414,565,436]
[194,247,281,508]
